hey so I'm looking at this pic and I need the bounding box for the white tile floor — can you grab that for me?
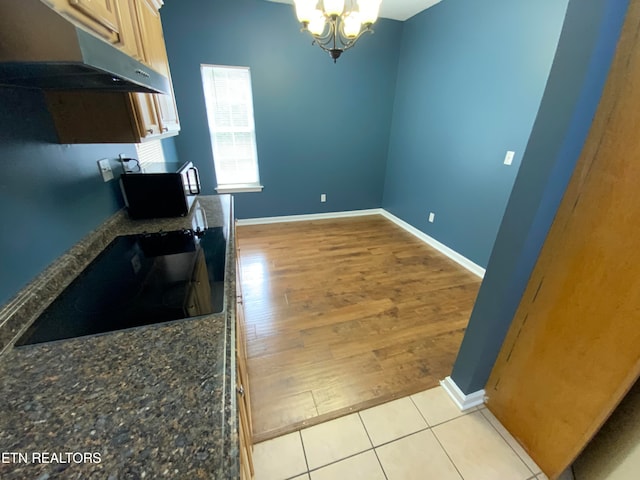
[252,385,548,480]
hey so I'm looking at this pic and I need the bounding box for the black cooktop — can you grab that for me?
[16,227,226,346]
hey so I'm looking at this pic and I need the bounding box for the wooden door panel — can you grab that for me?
[132,0,180,136]
[486,2,640,479]
[131,92,161,139]
[154,77,180,134]
[133,0,168,75]
[115,0,144,60]
[68,0,119,42]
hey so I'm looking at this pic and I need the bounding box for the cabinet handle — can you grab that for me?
[237,385,245,396]
[135,69,150,78]
[146,129,153,134]
[162,126,168,132]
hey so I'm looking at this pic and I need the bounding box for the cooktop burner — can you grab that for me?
[16,227,226,346]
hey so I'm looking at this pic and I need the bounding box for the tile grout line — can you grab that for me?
[371,426,432,449]
[410,395,466,480]
[298,430,311,478]
[306,447,376,474]
[360,393,482,451]
[299,409,375,475]
[478,408,538,477]
[430,426,467,480]
[408,395,433,429]
[357,411,389,480]
[424,405,482,427]
[261,388,493,480]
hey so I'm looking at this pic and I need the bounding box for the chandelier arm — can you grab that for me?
[296,5,377,62]
[339,27,374,52]
[311,40,332,54]
[312,24,374,52]
[302,30,332,45]
[309,34,334,47]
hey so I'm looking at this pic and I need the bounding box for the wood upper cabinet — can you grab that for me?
[115,0,144,61]
[43,0,180,143]
[133,0,180,134]
[45,0,121,44]
[132,92,162,139]
[134,0,168,76]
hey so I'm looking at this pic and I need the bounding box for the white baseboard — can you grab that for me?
[236,209,383,226]
[380,211,486,278]
[237,208,485,279]
[440,376,486,411]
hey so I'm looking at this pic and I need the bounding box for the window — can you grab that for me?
[201,65,262,193]
[135,140,166,166]
[119,140,166,173]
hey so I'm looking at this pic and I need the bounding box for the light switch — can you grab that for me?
[504,151,515,166]
[428,212,435,223]
[97,159,114,182]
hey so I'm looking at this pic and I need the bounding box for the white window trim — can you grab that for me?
[216,184,264,194]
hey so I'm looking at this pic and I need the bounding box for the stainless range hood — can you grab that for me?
[0,0,168,94]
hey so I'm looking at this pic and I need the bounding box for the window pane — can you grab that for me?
[201,65,260,188]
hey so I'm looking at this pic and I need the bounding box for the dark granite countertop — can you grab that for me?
[0,195,239,479]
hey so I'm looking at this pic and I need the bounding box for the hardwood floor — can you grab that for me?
[236,215,481,443]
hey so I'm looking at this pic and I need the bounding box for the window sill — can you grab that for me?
[215,185,264,194]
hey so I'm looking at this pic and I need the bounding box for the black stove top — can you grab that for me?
[16,227,226,346]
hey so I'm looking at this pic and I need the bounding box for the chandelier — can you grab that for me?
[292,0,382,62]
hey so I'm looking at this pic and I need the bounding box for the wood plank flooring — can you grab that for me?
[236,215,481,443]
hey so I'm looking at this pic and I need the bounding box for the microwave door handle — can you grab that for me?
[187,167,201,194]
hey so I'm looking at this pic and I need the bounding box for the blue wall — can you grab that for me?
[160,0,403,219]
[0,87,135,306]
[382,0,570,267]
[451,0,629,394]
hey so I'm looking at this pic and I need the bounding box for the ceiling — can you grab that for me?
[265,0,443,22]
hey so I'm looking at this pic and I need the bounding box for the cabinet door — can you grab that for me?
[131,93,161,139]
[235,230,253,436]
[133,0,168,75]
[152,22,179,133]
[154,72,180,134]
[237,319,254,479]
[237,303,253,437]
[66,0,120,43]
[236,229,254,478]
[237,387,254,480]
[114,0,144,61]
[133,0,180,134]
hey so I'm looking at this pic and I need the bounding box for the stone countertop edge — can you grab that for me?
[0,194,240,480]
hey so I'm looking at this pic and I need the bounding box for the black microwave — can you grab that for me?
[119,161,201,219]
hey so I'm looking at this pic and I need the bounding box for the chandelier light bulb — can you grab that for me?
[343,13,362,38]
[323,0,346,16]
[358,0,382,25]
[294,0,316,23]
[308,10,328,35]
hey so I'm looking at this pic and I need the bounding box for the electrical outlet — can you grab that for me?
[428,212,435,223]
[504,150,515,166]
[97,159,114,182]
[321,193,327,203]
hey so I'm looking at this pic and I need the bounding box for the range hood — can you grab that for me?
[0,0,168,94]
